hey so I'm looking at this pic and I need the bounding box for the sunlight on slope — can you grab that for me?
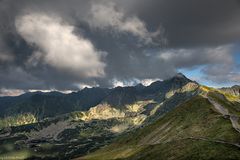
[80,96,240,160]
[0,113,37,128]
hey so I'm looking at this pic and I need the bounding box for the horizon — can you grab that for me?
[1,72,239,97]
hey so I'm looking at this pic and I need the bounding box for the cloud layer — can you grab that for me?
[0,0,239,94]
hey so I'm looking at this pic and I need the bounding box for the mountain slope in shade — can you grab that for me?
[102,73,195,107]
[0,88,111,119]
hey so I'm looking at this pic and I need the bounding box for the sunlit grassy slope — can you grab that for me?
[81,95,240,160]
[0,113,37,128]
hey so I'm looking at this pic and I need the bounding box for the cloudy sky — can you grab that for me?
[0,0,240,96]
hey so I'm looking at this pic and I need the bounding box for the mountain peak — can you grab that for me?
[167,73,191,83]
[173,73,187,79]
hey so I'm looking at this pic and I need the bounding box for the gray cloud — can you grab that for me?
[157,45,234,68]
[127,0,240,48]
[85,1,161,45]
[156,45,239,84]
[203,64,240,84]
[0,0,239,93]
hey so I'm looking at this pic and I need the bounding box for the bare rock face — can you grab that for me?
[81,104,125,121]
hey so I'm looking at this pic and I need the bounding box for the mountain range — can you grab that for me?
[0,73,239,160]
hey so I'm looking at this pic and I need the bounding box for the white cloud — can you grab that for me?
[141,78,161,86]
[15,13,106,78]
[28,89,73,94]
[112,79,128,88]
[88,2,159,44]
[0,88,25,97]
[74,82,99,89]
[112,78,161,88]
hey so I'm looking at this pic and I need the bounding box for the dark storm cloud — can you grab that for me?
[124,0,240,48]
[0,0,239,93]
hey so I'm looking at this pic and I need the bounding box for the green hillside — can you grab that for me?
[81,95,240,160]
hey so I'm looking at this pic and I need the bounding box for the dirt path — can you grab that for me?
[188,137,240,148]
[208,98,240,134]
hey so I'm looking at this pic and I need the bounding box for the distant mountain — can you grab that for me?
[103,73,195,107]
[0,88,110,119]
[220,85,240,96]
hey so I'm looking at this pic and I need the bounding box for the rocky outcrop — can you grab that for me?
[221,85,240,97]
[81,104,125,121]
